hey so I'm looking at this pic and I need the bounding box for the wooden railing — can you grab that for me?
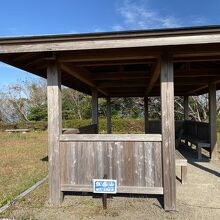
[148,120,184,137]
[183,120,209,142]
[148,120,209,141]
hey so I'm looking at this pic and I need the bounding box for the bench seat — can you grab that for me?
[181,120,211,160]
[5,129,30,133]
[175,150,187,184]
[182,135,210,159]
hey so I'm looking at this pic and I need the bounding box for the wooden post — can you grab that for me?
[160,55,176,211]
[47,62,63,204]
[184,95,189,120]
[144,96,149,133]
[106,97,112,134]
[209,83,218,160]
[92,89,98,133]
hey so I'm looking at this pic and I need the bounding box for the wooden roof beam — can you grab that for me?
[58,50,159,63]
[186,79,220,95]
[175,57,220,63]
[13,53,40,62]
[73,59,156,67]
[175,68,220,76]
[145,60,161,96]
[92,71,150,81]
[97,81,147,88]
[187,85,209,95]
[174,77,220,85]
[25,56,56,68]
[60,63,108,96]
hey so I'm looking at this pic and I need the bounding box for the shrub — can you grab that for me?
[0,117,218,133]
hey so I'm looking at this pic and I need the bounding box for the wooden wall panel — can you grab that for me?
[60,141,162,188]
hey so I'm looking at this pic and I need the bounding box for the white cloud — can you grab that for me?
[93,27,106,33]
[115,0,180,30]
[112,24,124,31]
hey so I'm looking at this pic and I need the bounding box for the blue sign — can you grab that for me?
[93,179,117,194]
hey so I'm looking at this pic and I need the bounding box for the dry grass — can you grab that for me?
[0,131,48,207]
[0,130,219,219]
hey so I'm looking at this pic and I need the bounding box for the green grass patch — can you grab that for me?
[0,131,48,207]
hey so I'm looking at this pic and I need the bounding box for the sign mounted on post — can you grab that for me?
[93,179,117,194]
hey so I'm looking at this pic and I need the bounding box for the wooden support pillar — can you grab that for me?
[47,62,63,204]
[92,89,98,133]
[184,95,189,120]
[160,55,176,211]
[209,83,218,160]
[144,96,149,133]
[106,97,112,134]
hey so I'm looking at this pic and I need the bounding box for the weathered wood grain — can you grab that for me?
[145,61,160,96]
[161,54,176,211]
[60,141,162,190]
[60,63,108,96]
[61,184,163,194]
[47,62,63,204]
[2,32,220,53]
[59,134,162,142]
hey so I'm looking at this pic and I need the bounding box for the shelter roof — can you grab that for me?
[0,25,220,97]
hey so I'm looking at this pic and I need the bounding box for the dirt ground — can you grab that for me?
[2,146,220,220]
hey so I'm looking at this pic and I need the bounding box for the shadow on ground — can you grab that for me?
[177,143,220,178]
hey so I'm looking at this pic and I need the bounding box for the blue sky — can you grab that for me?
[0,0,220,87]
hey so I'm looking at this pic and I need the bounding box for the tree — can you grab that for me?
[27,105,47,121]
[62,88,91,120]
[0,77,219,122]
[0,78,47,122]
[26,79,47,121]
[0,84,29,122]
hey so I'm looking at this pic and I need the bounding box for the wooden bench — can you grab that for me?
[175,150,187,184]
[181,120,211,160]
[5,129,30,133]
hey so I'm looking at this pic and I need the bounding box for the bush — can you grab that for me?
[0,118,144,133]
[0,117,218,133]
[63,119,91,129]
[28,105,47,121]
[0,121,48,131]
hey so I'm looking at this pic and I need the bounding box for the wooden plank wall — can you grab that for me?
[148,120,184,136]
[184,120,209,141]
[60,141,162,190]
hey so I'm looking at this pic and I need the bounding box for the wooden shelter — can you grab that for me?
[0,25,219,211]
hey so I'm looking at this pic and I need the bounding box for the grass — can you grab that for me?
[0,131,48,207]
[0,126,219,218]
